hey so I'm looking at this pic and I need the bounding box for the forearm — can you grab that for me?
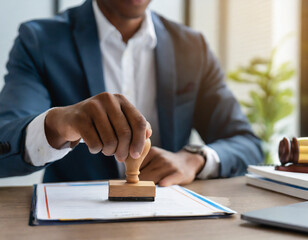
[0,115,45,177]
[194,34,263,177]
[25,110,72,166]
[208,133,263,177]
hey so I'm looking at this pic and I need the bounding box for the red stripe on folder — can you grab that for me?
[44,186,51,219]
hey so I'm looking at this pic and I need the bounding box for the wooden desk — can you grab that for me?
[0,177,307,240]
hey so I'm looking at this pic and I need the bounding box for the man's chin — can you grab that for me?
[98,0,150,20]
[119,12,146,19]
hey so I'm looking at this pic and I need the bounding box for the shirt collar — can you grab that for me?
[92,0,157,49]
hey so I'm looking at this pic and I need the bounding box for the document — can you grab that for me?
[248,165,308,188]
[31,181,235,225]
[246,165,308,199]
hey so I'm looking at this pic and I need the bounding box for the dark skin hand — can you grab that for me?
[45,93,151,162]
[139,147,206,187]
[44,0,206,185]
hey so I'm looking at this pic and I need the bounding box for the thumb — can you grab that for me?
[140,147,157,170]
[159,172,183,187]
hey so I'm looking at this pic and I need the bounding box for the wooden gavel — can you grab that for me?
[279,137,308,165]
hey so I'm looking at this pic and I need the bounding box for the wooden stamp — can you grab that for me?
[108,139,156,201]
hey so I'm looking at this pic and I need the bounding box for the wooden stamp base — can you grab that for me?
[108,180,156,201]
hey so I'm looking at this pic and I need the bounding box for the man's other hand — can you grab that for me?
[139,147,205,186]
[44,92,151,162]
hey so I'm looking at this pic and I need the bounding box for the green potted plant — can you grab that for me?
[228,42,295,164]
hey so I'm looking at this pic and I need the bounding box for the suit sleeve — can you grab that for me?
[0,23,51,177]
[193,34,264,177]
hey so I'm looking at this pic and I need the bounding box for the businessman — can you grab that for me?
[0,0,263,185]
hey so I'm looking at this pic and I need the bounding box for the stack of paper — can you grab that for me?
[30,181,235,226]
[246,165,308,200]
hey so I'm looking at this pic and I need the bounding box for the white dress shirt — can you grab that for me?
[24,0,220,179]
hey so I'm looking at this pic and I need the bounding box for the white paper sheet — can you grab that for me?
[248,165,308,188]
[35,181,235,221]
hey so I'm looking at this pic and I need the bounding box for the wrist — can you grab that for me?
[182,144,207,175]
[193,152,206,175]
[45,108,68,149]
[179,149,206,176]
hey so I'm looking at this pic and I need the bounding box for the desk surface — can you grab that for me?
[0,177,307,240]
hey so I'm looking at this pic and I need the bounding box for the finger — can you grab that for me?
[78,120,103,154]
[159,172,184,187]
[140,147,158,170]
[140,162,175,184]
[91,110,117,156]
[120,96,147,159]
[106,100,131,162]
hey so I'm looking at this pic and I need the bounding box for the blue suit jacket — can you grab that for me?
[0,0,263,182]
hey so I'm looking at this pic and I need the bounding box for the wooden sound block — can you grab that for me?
[275,164,308,173]
[108,180,156,201]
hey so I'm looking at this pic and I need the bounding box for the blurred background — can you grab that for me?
[0,0,303,185]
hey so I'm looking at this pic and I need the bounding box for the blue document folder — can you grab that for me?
[29,181,235,226]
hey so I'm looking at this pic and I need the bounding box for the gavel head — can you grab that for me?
[279,137,291,165]
[278,137,299,165]
[125,139,151,183]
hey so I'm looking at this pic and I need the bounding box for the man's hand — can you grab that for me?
[44,92,151,162]
[139,147,205,187]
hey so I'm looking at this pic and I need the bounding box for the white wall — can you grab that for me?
[226,0,273,101]
[150,0,184,24]
[0,1,53,89]
[190,0,220,57]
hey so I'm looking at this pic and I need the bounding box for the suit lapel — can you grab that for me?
[152,14,176,152]
[72,0,105,97]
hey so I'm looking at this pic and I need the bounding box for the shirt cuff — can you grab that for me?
[196,145,220,179]
[24,110,72,166]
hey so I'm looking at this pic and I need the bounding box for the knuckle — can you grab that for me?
[104,138,117,148]
[165,161,174,169]
[73,111,87,124]
[114,94,128,103]
[99,92,114,103]
[154,156,166,166]
[150,147,159,154]
[159,155,166,162]
[134,116,147,129]
[161,158,176,170]
[87,100,99,112]
[118,128,132,139]
[176,168,184,175]
[100,92,112,98]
